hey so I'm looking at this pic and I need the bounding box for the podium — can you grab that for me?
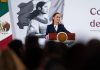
[47,32,75,45]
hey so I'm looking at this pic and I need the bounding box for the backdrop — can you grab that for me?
[8,0,100,45]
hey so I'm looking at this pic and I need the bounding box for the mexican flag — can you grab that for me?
[0,0,12,48]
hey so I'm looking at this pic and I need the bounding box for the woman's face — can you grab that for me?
[42,3,48,14]
[53,14,61,24]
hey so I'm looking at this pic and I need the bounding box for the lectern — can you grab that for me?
[47,32,75,43]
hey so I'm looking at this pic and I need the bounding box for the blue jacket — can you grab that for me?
[46,24,70,35]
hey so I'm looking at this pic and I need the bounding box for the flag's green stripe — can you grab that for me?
[0,2,8,17]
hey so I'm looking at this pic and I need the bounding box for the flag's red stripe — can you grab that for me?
[0,35,12,49]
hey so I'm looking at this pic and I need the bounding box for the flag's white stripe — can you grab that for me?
[0,12,12,41]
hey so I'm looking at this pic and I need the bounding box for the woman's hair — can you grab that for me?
[0,49,26,70]
[36,1,46,11]
[52,12,60,24]
[29,1,46,20]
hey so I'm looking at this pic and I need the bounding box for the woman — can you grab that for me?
[27,1,49,36]
[46,12,70,35]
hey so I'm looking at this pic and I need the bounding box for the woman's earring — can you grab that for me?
[38,7,41,10]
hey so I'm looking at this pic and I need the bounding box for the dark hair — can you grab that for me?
[25,34,39,49]
[24,34,43,70]
[29,1,46,20]
[36,1,46,10]
[45,59,67,70]
[52,12,60,24]
[8,39,23,50]
[8,39,23,59]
